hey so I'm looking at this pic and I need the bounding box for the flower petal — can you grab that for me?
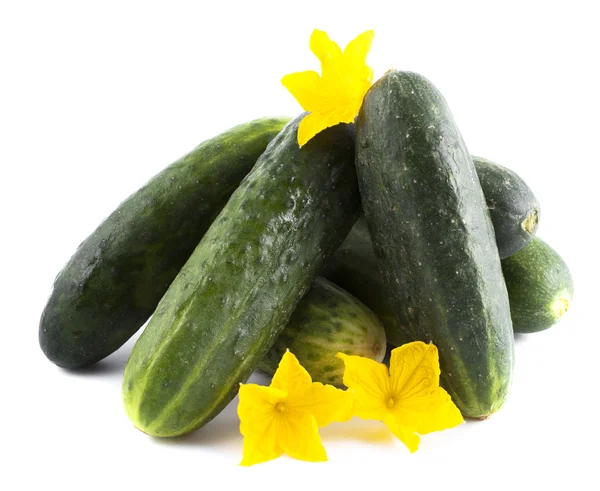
[289,382,352,426]
[238,384,286,466]
[416,387,464,435]
[336,352,389,420]
[309,29,342,63]
[281,71,322,112]
[343,29,374,66]
[389,342,440,400]
[239,422,282,466]
[384,415,421,453]
[282,29,374,147]
[238,384,286,432]
[270,350,312,394]
[278,412,328,462]
[297,111,353,148]
[334,388,356,423]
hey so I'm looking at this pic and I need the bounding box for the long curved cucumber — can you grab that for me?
[122,115,360,437]
[39,117,289,369]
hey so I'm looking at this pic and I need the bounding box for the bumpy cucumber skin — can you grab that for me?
[258,277,386,387]
[39,118,289,369]
[122,115,360,437]
[473,157,540,259]
[502,237,573,333]
[324,156,540,344]
[355,70,514,419]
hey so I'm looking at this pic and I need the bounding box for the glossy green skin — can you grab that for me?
[122,115,360,437]
[355,71,514,418]
[258,277,386,387]
[39,118,289,369]
[324,158,539,344]
[502,237,573,333]
[473,157,540,259]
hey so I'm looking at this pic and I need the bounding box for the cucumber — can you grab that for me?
[355,70,514,419]
[473,156,539,258]
[39,117,289,369]
[324,154,540,344]
[258,277,386,387]
[501,237,573,333]
[122,115,360,437]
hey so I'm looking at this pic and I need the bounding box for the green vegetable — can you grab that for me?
[258,277,386,387]
[39,117,289,369]
[355,70,514,419]
[473,156,539,258]
[324,155,540,344]
[502,237,573,333]
[122,115,360,437]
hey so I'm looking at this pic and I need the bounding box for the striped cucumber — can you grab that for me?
[122,115,360,436]
[39,117,289,369]
[259,277,386,387]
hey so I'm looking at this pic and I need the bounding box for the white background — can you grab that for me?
[2,1,599,490]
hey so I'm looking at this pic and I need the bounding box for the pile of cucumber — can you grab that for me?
[40,70,573,437]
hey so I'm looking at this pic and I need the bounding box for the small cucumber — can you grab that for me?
[501,237,573,333]
[355,70,514,419]
[473,156,539,258]
[39,117,290,369]
[122,115,360,437]
[258,277,386,387]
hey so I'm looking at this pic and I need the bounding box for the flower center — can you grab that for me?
[275,402,286,412]
[387,397,395,408]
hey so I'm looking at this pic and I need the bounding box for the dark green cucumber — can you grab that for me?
[324,154,540,344]
[258,277,386,387]
[39,117,289,369]
[502,237,573,333]
[355,70,514,419]
[122,115,360,437]
[473,156,539,258]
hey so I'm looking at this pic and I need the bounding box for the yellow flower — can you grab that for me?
[282,29,375,147]
[238,350,351,466]
[337,341,464,452]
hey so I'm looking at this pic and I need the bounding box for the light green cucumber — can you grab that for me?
[259,277,386,387]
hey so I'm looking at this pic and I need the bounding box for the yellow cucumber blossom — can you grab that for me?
[282,29,374,147]
[238,350,351,466]
[337,341,464,452]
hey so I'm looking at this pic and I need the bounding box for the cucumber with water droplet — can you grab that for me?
[122,115,360,437]
[39,117,289,369]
